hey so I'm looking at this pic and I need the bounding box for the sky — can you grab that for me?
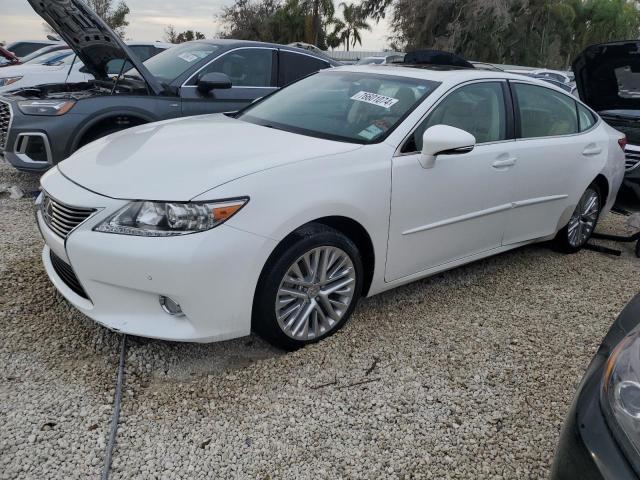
[0,0,391,50]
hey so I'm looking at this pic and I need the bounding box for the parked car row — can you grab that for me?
[1,1,637,477]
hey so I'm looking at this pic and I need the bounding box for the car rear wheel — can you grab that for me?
[554,183,602,253]
[253,224,362,350]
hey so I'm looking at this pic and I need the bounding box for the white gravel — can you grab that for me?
[0,157,638,479]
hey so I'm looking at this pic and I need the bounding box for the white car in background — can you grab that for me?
[4,39,61,58]
[356,54,405,65]
[37,65,625,349]
[0,42,173,93]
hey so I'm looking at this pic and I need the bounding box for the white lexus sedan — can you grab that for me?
[37,65,626,350]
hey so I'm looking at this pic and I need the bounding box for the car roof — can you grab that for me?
[334,64,549,81]
[186,39,339,64]
[328,64,578,94]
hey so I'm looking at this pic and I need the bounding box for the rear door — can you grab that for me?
[180,47,278,116]
[501,82,606,244]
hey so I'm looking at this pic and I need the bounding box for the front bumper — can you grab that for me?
[38,168,277,342]
[0,96,82,172]
[552,295,640,480]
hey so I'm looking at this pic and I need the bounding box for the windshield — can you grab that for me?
[239,71,440,144]
[25,50,72,65]
[142,42,220,83]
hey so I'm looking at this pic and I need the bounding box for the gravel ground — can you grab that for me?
[0,157,638,479]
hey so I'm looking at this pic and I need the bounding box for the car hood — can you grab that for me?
[26,0,163,95]
[58,114,362,201]
[573,40,640,111]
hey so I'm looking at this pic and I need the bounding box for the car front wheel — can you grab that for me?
[253,224,363,350]
[554,183,602,253]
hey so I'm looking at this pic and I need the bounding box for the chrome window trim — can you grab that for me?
[0,98,13,151]
[394,78,511,157]
[181,46,278,89]
[13,132,52,164]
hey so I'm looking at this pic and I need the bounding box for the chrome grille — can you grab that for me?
[41,193,96,238]
[624,147,640,172]
[0,100,11,150]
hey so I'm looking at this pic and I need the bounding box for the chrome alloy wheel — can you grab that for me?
[567,188,600,248]
[275,246,356,341]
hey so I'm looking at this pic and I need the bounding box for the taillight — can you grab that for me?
[619,136,628,151]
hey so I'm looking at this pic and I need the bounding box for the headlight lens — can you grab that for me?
[18,99,76,116]
[0,76,22,87]
[94,199,248,236]
[602,329,640,458]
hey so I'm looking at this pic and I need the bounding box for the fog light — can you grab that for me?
[159,296,184,316]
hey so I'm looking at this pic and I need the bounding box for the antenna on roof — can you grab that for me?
[47,34,60,42]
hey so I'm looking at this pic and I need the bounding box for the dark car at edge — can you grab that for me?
[0,0,338,173]
[552,294,640,480]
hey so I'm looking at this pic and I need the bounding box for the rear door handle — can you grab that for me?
[492,158,517,169]
[582,145,602,156]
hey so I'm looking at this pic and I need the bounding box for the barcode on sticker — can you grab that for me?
[351,91,399,108]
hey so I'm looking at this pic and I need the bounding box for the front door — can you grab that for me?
[386,81,516,281]
[180,47,278,116]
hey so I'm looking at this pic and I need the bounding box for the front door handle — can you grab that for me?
[492,158,517,169]
[583,144,603,156]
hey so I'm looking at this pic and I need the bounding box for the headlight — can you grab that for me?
[0,76,22,87]
[94,198,249,237]
[602,329,640,460]
[18,99,76,116]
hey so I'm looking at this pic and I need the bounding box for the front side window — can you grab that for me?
[404,82,507,153]
[198,49,274,87]
[239,71,439,144]
[578,103,597,132]
[514,83,578,138]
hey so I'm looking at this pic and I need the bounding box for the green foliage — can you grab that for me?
[164,26,206,43]
[219,0,338,48]
[363,0,640,68]
[85,0,130,38]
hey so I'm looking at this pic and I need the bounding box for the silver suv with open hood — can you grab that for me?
[0,0,338,172]
[574,40,640,211]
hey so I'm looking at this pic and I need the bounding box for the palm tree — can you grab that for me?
[300,0,335,46]
[335,3,371,51]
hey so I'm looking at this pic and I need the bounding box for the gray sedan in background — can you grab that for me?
[0,0,338,173]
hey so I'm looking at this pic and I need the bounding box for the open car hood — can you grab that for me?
[573,40,640,111]
[26,0,163,95]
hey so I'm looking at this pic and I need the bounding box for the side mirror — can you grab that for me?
[197,72,232,95]
[420,125,476,169]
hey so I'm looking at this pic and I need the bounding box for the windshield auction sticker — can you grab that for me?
[351,91,399,109]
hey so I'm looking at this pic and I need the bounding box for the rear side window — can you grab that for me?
[577,103,597,132]
[278,51,331,86]
[514,83,578,138]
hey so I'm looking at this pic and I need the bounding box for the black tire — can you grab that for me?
[554,182,602,254]
[252,223,363,351]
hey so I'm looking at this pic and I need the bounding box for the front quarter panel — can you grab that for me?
[192,144,394,296]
